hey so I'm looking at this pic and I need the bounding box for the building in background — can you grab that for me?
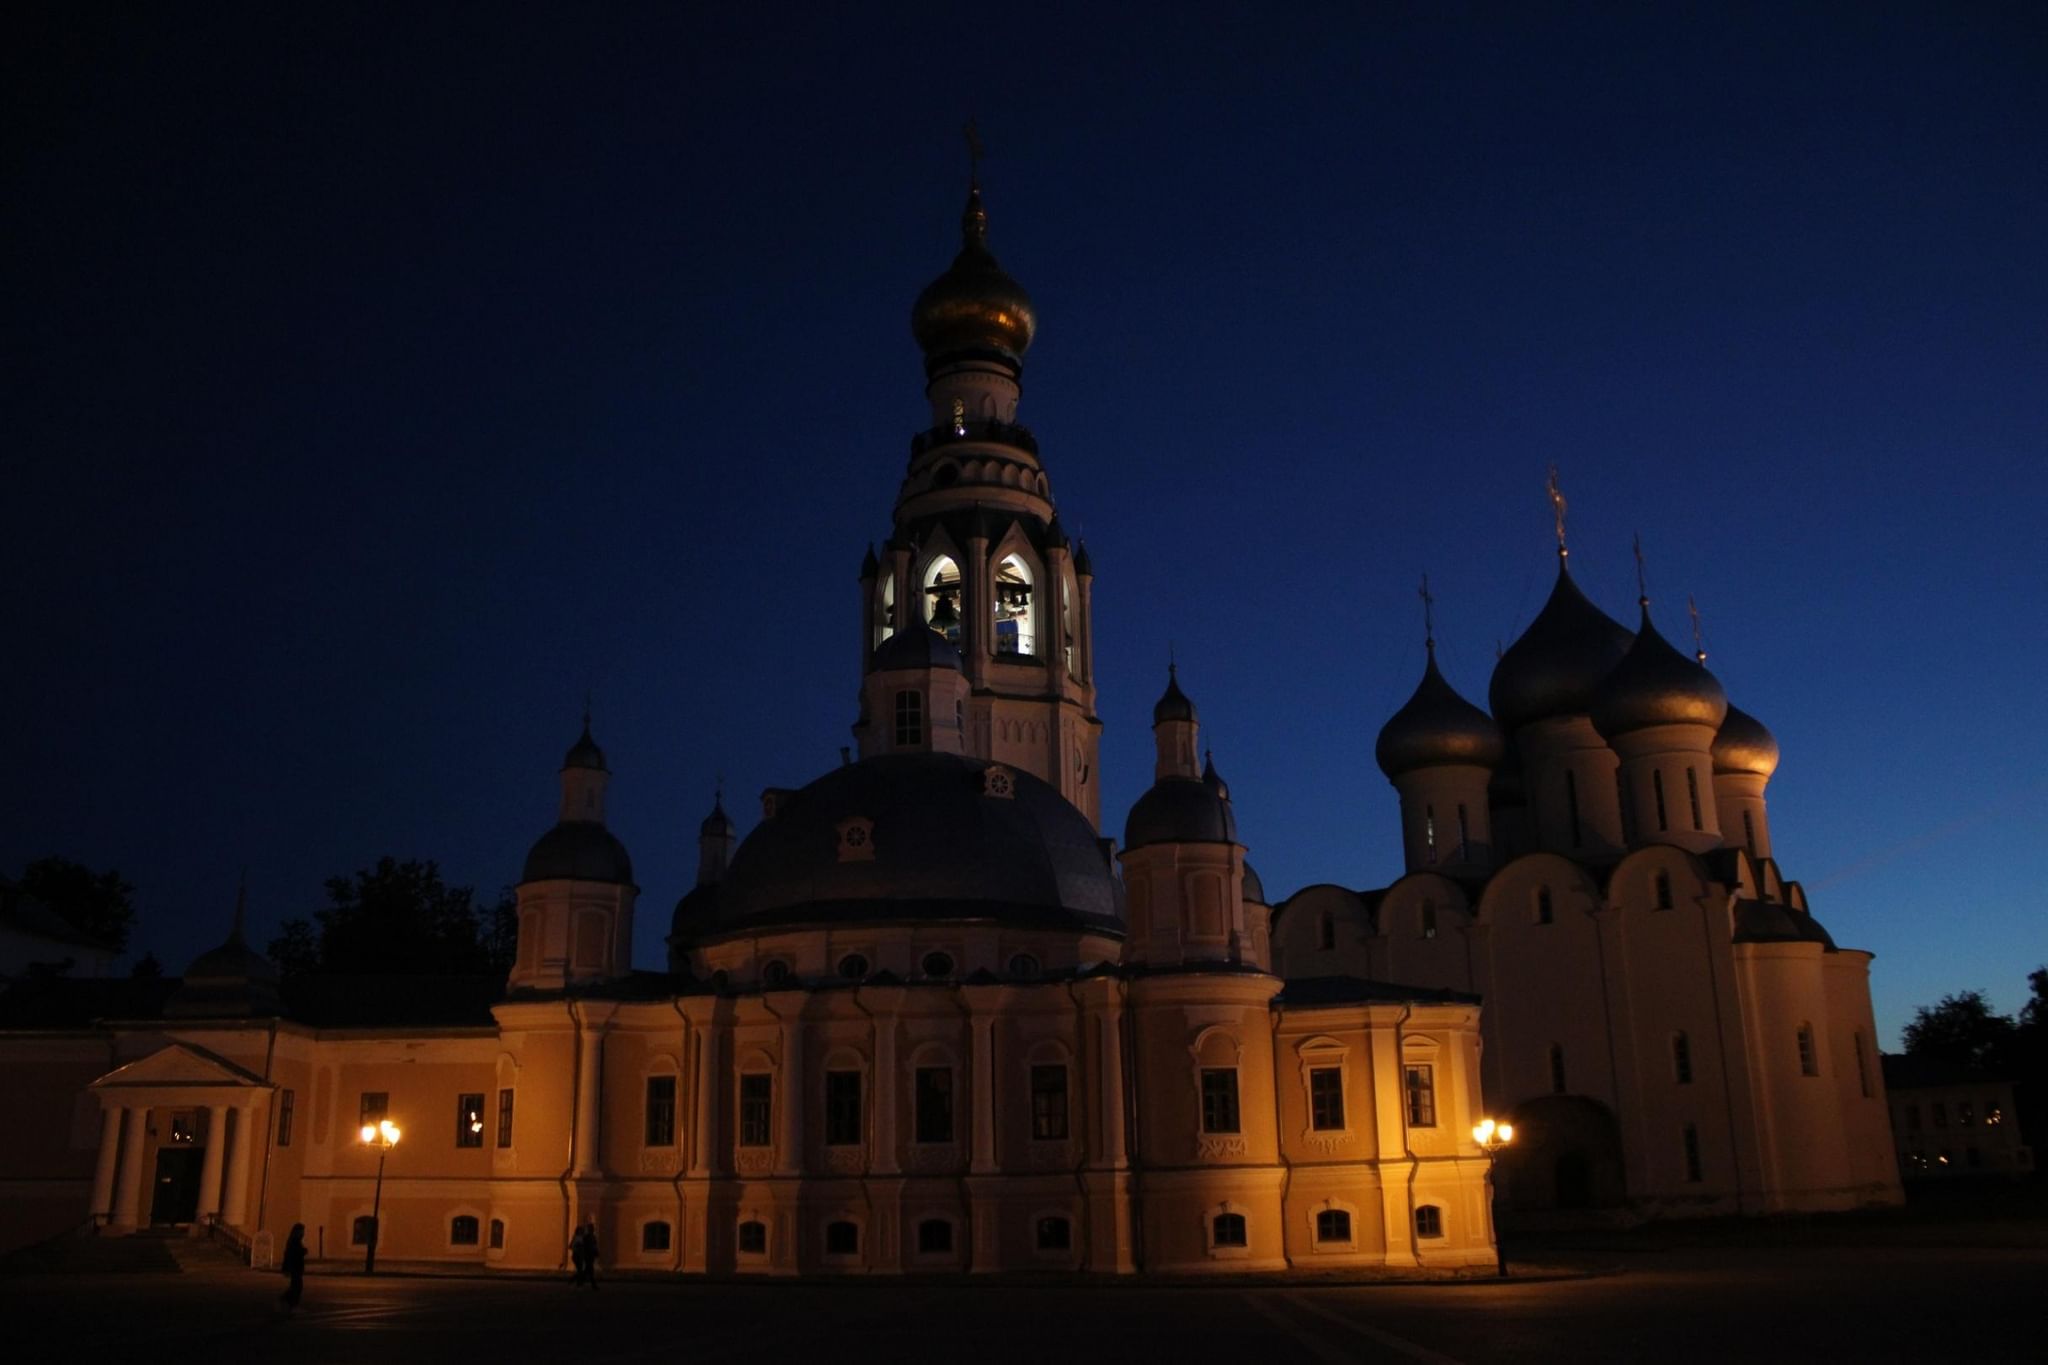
[1881,1055,2033,1181]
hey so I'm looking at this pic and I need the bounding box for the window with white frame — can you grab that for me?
[1415,1205,1443,1238]
[450,1214,480,1246]
[1030,1063,1068,1141]
[642,1221,671,1253]
[739,1074,773,1147]
[1309,1066,1345,1131]
[1211,1212,1247,1248]
[1200,1068,1240,1134]
[1315,1208,1352,1245]
[1404,1064,1436,1127]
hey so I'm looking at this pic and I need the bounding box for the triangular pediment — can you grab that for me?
[90,1040,266,1091]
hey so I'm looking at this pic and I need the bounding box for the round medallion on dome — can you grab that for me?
[1376,649,1505,778]
[910,188,1037,362]
[1713,703,1781,778]
[1489,561,1635,733]
[1589,607,1729,738]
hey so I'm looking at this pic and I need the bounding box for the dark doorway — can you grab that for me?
[1500,1095,1628,1212]
[150,1147,204,1225]
[1555,1151,1594,1209]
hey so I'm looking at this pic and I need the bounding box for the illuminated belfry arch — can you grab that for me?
[853,166,1100,825]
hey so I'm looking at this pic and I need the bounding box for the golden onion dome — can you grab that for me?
[1376,645,1505,778]
[1589,604,1730,738]
[1713,703,1781,778]
[1489,559,1636,733]
[911,186,1036,361]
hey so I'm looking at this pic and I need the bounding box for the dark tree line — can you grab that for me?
[1902,969,2048,1154]
[268,857,516,978]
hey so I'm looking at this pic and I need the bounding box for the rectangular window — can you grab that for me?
[1686,766,1704,830]
[1652,770,1669,832]
[1200,1067,1241,1134]
[1030,1064,1069,1141]
[1565,771,1582,847]
[1683,1123,1703,1183]
[645,1076,677,1147]
[825,1070,863,1146]
[1404,1064,1436,1127]
[1308,1066,1345,1131]
[359,1092,389,1126]
[915,1067,954,1144]
[276,1089,295,1148]
[496,1088,515,1148]
[457,1092,486,1148]
[739,1074,773,1147]
[1796,1026,1818,1077]
[893,690,923,747]
[1536,888,1554,925]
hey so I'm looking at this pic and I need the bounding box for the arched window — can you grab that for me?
[1007,952,1041,979]
[1549,1043,1568,1095]
[824,1220,860,1256]
[450,1215,480,1246]
[1211,1212,1247,1248]
[1424,805,1437,864]
[837,953,869,981]
[737,1220,768,1255]
[1415,1205,1444,1238]
[917,1219,953,1254]
[1653,871,1673,910]
[642,1221,671,1252]
[994,553,1037,656]
[876,573,896,648]
[922,555,963,642]
[1686,767,1704,829]
[1315,1209,1352,1244]
[893,690,924,748]
[1564,770,1583,846]
[352,1215,376,1247]
[1036,1216,1071,1251]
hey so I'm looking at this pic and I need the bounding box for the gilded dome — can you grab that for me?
[1376,647,1506,778]
[1589,605,1729,738]
[1489,560,1635,733]
[1713,703,1781,778]
[910,187,1037,362]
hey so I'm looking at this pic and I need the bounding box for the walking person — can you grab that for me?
[567,1224,588,1287]
[279,1223,308,1313]
[577,1222,600,1290]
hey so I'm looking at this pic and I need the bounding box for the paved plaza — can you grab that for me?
[3,1228,2044,1364]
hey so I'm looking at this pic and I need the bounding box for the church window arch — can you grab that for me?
[1415,1205,1444,1238]
[1652,770,1670,832]
[994,553,1038,656]
[736,1216,769,1257]
[1205,1202,1250,1257]
[893,690,923,748]
[1686,767,1704,829]
[1313,1205,1356,1248]
[823,1218,861,1258]
[1653,871,1674,910]
[641,1219,671,1254]
[1564,771,1583,846]
[449,1213,481,1247]
[1797,1023,1819,1077]
[875,573,896,647]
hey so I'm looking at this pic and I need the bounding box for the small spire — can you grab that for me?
[1633,533,1649,606]
[1546,464,1569,559]
[1419,573,1437,654]
[1688,594,1707,664]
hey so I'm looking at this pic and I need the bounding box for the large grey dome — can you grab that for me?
[1590,606,1728,737]
[717,753,1119,930]
[1489,561,1634,733]
[522,821,634,884]
[1376,648,1505,778]
[1124,778,1238,850]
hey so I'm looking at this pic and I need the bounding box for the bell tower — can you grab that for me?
[856,175,1102,826]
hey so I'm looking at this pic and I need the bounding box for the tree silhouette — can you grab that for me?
[18,857,136,952]
[1901,990,2016,1070]
[267,858,514,978]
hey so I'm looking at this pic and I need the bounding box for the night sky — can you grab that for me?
[6,3,2044,1045]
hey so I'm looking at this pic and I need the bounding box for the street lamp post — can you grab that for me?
[359,1118,401,1274]
[1472,1116,1515,1279]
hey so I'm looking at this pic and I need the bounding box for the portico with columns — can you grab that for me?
[87,1042,270,1234]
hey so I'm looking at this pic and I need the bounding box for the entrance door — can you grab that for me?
[150,1147,205,1225]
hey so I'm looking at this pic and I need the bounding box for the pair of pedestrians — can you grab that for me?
[568,1222,601,1289]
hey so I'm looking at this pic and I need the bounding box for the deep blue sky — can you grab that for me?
[5,3,2043,1046]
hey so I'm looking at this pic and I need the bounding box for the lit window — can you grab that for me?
[739,1074,773,1147]
[1315,1209,1352,1244]
[643,1221,670,1252]
[1031,1064,1069,1141]
[1683,1124,1703,1183]
[825,1220,859,1256]
[1200,1068,1241,1134]
[994,554,1037,656]
[893,690,924,748]
[917,1219,952,1254]
[1673,1032,1693,1085]
[457,1092,486,1148]
[451,1215,480,1246]
[1404,1064,1436,1127]
[1211,1212,1247,1248]
[277,1089,295,1148]
[915,1067,954,1144]
[1309,1066,1345,1131]
[1036,1216,1071,1251]
[1796,1024,1818,1077]
[825,1070,862,1146]
[359,1092,388,1126]
[1415,1206,1443,1238]
[1987,1104,2004,1127]
[738,1220,767,1254]
[497,1088,515,1148]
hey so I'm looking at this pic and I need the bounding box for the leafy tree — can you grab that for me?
[18,857,136,952]
[129,952,164,979]
[1901,990,2016,1070]
[267,858,515,978]
[2022,967,2047,1032]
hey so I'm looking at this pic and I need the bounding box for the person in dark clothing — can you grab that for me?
[279,1224,307,1312]
[571,1223,599,1290]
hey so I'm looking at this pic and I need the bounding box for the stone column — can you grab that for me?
[1100,1006,1127,1166]
[89,1106,123,1222]
[687,1025,715,1177]
[871,1006,899,1175]
[111,1106,148,1229]
[196,1104,229,1221]
[776,1012,804,1176]
[574,1027,605,1178]
[970,1012,997,1174]
[221,1104,254,1227]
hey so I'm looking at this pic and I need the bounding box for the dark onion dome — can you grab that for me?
[1489,560,1635,732]
[669,881,721,944]
[522,821,634,884]
[716,753,1119,930]
[1073,539,1094,576]
[1713,702,1781,778]
[872,625,963,672]
[1153,665,1197,725]
[1375,646,1506,778]
[563,721,607,771]
[1125,777,1239,850]
[910,186,1037,362]
[169,891,280,1017]
[1242,860,1269,906]
[1589,606,1729,738]
[859,543,879,579]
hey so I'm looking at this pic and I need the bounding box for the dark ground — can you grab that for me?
[6,1189,2044,1364]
